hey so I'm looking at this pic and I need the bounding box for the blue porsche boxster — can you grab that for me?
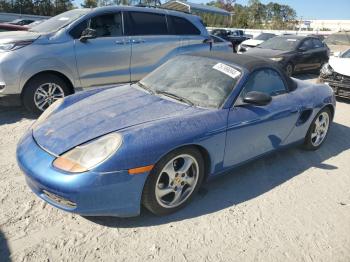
[17,52,336,217]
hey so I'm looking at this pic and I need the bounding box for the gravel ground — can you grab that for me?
[0,75,349,262]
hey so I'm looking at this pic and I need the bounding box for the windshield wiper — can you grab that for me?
[156,90,194,106]
[137,82,154,94]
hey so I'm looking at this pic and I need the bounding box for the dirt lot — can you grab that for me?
[0,75,349,262]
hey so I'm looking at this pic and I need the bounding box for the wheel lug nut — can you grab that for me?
[181,174,185,177]
[174,186,178,191]
[181,182,184,186]
[175,173,178,177]
[170,182,174,186]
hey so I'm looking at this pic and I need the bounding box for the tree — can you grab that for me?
[247,0,266,28]
[81,0,97,8]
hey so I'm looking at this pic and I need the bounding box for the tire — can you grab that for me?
[303,108,332,150]
[22,73,71,115]
[142,147,205,216]
[285,63,294,77]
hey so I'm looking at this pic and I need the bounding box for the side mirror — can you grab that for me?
[333,51,341,57]
[79,28,97,42]
[243,91,272,106]
[298,46,307,52]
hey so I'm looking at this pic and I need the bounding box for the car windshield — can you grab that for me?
[258,37,300,51]
[8,19,23,24]
[254,33,275,41]
[29,9,90,33]
[325,33,350,45]
[341,49,350,58]
[139,56,241,108]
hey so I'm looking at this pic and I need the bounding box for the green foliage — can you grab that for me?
[0,0,74,16]
[81,0,97,8]
[206,0,297,29]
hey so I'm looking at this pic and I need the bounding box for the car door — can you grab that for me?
[124,11,181,82]
[223,68,301,168]
[168,15,209,54]
[72,12,131,88]
[294,38,318,71]
[312,38,329,68]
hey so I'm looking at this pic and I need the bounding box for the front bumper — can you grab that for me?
[16,132,149,217]
[320,75,350,99]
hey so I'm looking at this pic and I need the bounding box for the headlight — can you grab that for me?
[53,133,123,173]
[270,57,284,62]
[321,63,333,76]
[31,99,63,130]
[0,40,33,52]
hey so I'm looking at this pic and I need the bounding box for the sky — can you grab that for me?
[194,0,350,20]
[73,0,350,20]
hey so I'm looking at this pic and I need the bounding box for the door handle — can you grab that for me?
[115,40,125,45]
[289,107,301,114]
[115,39,132,45]
[131,39,145,44]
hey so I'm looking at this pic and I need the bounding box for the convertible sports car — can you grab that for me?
[17,53,335,217]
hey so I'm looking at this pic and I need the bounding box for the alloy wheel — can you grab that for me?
[311,112,330,147]
[34,83,65,111]
[155,154,199,208]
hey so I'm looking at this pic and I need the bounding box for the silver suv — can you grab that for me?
[0,6,211,113]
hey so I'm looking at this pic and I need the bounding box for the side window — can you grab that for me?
[70,20,88,39]
[241,69,287,98]
[300,38,314,50]
[313,38,324,48]
[90,13,122,38]
[125,12,167,35]
[168,16,200,35]
[211,35,223,43]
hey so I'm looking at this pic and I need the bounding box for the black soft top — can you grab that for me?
[188,51,297,91]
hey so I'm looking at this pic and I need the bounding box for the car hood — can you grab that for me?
[0,30,41,44]
[241,39,263,47]
[329,57,350,76]
[327,44,350,54]
[33,85,201,156]
[245,48,291,58]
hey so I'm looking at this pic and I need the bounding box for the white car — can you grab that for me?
[319,49,350,98]
[237,33,276,53]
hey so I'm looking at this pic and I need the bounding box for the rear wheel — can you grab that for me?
[22,73,71,115]
[303,108,331,150]
[285,63,294,77]
[142,147,205,216]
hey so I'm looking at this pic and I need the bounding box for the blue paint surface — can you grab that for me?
[17,66,336,217]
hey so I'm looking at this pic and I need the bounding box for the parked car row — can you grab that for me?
[0,18,46,32]
[210,28,252,52]
[237,32,276,53]
[244,35,330,76]
[0,6,212,114]
[1,7,337,218]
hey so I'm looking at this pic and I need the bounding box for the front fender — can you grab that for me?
[93,109,229,176]
[19,57,77,92]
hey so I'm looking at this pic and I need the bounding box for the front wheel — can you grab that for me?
[22,73,71,115]
[303,108,331,150]
[142,147,205,216]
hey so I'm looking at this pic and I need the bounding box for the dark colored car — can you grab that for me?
[211,29,250,52]
[245,35,329,76]
[0,23,28,32]
[7,19,36,26]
